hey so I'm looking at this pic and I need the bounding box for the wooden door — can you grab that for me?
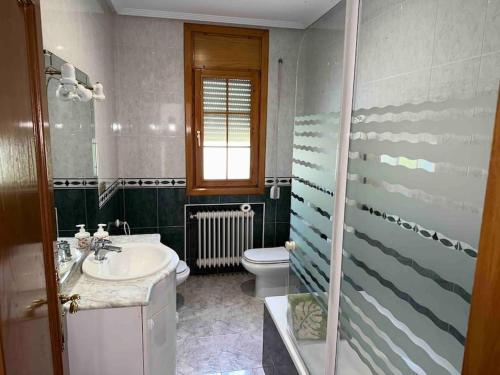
[0,0,63,374]
[462,88,500,373]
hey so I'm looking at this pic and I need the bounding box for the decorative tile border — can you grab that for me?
[265,177,292,186]
[122,177,292,188]
[98,179,121,208]
[54,176,292,209]
[53,178,98,189]
[122,178,187,188]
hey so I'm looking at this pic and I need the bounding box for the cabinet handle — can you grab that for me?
[59,294,81,315]
[59,293,80,304]
[26,293,81,317]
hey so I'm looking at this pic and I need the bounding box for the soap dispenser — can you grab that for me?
[75,224,91,250]
[94,224,110,241]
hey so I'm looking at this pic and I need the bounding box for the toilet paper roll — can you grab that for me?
[240,204,251,212]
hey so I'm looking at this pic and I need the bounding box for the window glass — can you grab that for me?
[202,77,252,180]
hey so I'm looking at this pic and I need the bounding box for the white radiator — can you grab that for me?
[192,210,255,268]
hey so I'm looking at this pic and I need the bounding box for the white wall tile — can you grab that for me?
[355,69,431,110]
[41,10,305,181]
[118,135,185,178]
[356,0,437,84]
[477,51,500,94]
[113,16,186,178]
[114,17,301,178]
[483,0,500,54]
[360,0,403,22]
[433,0,488,65]
[266,28,303,177]
[40,0,119,183]
[429,57,481,101]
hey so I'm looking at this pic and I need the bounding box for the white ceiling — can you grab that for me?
[109,0,340,29]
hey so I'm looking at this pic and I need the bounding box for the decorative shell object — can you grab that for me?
[288,293,327,340]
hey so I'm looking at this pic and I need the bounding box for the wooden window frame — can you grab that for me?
[184,23,268,196]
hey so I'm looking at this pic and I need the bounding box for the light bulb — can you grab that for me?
[92,82,105,101]
[76,84,93,102]
[56,83,78,101]
[60,63,77,85]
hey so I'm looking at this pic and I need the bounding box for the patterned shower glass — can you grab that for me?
[287,2,346,374]
[336,0,500,374]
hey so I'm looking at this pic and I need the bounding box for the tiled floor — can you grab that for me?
[176,272,269,375]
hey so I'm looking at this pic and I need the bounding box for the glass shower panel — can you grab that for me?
[287,2,346,374]
[337,0,500,374]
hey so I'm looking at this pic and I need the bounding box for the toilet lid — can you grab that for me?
[176,260,189,274]
[243,247,289,264]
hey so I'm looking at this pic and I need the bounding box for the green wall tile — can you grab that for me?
[54,189,86,231]
[158,188,187,227]
[276,186,291,223]
[159,226,184,258]
[124,188,158,228]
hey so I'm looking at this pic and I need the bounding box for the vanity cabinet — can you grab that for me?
[65,272,176,375]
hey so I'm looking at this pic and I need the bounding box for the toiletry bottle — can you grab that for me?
[94,223,110,241]
[75,224,91,250]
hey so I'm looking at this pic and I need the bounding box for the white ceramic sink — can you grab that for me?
[82,242,172,281]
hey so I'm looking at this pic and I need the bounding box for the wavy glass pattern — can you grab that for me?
[202,77,252,180]
[336,1,500,374]
[287,3,346,374]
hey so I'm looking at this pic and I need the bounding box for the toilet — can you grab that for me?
[175,260,190,324]
[176,260,190,286]
[241,247,289,298]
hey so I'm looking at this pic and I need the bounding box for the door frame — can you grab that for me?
[462,86,500,374]
[324,0,360,374]
[25,1,64,371]
[324,1,500,374]
[0,1,64,373]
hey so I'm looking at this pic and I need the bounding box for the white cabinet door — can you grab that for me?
[66,306,144,375]
[143,306,176,375]
[143,273,176,375]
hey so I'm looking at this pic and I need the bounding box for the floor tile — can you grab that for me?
[252,368,272,375]
[221,369,253,375]
[176,272,264,374]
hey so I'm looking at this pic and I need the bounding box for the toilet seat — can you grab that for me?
[176,260,189,275]
[243,247,289,264]
[176,260,190,286]
[241,247,290,298]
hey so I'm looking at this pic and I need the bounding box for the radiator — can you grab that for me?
[192,210,255,268]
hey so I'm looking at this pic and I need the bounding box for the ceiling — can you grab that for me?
[109,0,340,29]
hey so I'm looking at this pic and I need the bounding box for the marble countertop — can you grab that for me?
[60,234,179,311]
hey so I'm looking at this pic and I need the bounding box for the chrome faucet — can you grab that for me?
[90,238,122,261]
[57,240,72,262]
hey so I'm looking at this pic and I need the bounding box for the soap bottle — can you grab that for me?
[75,224,91,250]
[94,223,110,241]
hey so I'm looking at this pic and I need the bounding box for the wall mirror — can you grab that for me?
[44,50,98,184]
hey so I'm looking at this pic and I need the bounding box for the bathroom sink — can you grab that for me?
[82,242,172,281]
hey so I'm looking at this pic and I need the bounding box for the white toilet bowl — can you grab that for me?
[241,247,289,298]
[176,260,190,286]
